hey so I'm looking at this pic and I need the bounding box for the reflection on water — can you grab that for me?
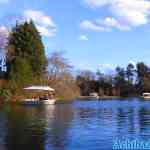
[2,105,73,150]
[1,98,150,150]
[5,106,47,150]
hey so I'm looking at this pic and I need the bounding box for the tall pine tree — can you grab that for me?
[7,20,47,87]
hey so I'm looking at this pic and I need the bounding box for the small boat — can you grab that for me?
[22,98,40,105]
[22,99,56,105]
[89,92,99,99]
[22,86,56,105]
[40,99,56,105]
[142,93,150,100]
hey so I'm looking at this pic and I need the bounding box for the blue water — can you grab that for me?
[0,98,150,150]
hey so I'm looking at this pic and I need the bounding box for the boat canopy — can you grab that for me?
[143,93,150,96]
[23,86,55,92]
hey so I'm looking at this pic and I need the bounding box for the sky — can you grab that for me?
[1,0,150,72]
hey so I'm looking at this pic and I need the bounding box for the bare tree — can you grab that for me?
[47,51,79,100]
[47,51,72,84]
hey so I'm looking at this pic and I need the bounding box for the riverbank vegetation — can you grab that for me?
[0,21,79,101]
[76,62,150,97]
[0,20,150,101]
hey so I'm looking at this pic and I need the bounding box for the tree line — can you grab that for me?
[0,20,150,100]
[76,62,150,97]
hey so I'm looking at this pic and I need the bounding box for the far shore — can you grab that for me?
[77,96,142,100]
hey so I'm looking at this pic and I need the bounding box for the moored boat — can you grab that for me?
[40,99,56,105]
[89,92,99,99]
[22,86,56,105]
[142,93,150,100]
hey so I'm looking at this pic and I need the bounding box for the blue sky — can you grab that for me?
[1,0,150,72]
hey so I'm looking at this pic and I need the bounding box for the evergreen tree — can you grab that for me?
[126,63,135,83]
[114,66,128,96]
[6,21,47,87]
[136,62,150,93]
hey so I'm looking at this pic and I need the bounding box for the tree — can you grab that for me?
[114,67,125,86]
[76,70,97,96]
[6,21,47,87]
[47,51,72,84]
[47,52,79,100]
[125,63,135,95]
[8,58,33,87]
[114,66,128,96]
[96,70,113,96]
[136,62,150,94]
[126,63,135,83]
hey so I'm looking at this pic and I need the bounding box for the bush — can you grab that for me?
[0,89,12,101]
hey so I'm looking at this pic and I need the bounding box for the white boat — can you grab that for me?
[89,92,99,99]
[22,86,56,105]
[22,98,40,105]
[22,99,56,105]
[40,99,56,105]
[142,93,150,100]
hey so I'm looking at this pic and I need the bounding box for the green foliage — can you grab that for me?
[0,89,12,101]
[126,63,135,83]
[76,62,150,97]
[7,20,47,89]
[136,62,150,93]
[8,58,33,87]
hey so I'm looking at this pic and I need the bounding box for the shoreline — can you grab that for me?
[77,96,141,100]
[77,96,121,100]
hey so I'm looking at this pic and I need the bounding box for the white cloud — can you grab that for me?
[80,20,109,32]
[36,25,56,37]
[24,10,57,37]
[24,10,56,28]
[104,17,130,31]
[98,17,130,31]
[84,0,150,29]
[79,35,88,41]
[80,17,129,32]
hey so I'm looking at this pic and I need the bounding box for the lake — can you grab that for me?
[0,98,150,150]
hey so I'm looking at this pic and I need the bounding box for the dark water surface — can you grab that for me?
[0,98,150,150]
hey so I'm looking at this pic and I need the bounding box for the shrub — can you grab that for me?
[0,89,12,101]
